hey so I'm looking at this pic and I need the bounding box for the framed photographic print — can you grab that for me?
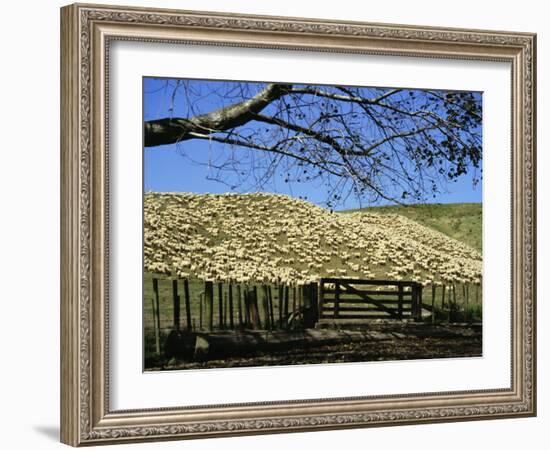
[60,3,536,446]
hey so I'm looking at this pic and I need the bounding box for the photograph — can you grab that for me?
[142,78,484,371]
[57,3,536,445]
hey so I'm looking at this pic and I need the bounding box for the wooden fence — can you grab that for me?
[146,277,481,353]
[319,278,423,321]
[147,278,319,335]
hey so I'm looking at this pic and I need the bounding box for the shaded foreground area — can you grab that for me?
[145,324,482,371]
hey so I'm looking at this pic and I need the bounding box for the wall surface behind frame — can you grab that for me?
[0,0,546,449]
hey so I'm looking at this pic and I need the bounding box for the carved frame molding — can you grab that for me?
[60,3,536,446]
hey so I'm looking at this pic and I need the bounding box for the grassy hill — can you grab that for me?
[341,203,482,252]
[144,192,481,285]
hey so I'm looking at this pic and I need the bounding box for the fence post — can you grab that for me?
[199,293,203,330]
[431,283,436,324]
[218,282,224,329]
[268,286,274,328]
[278,285,283,327]
[183,279,192,331]
[334,281,340,318]
[397,284,404,320]
[414,284,423,322]
[152,278,161,355]
[249,286,261,329]
[292,286,297,316]
[150,297,160,356]
[261,285,270,330]
[236,284,243,327]
[172,279,180,331]
[204,281,214,331]
[223,292,228,326]
[309,283,319,328]
[303,282,319,328]
[243,286,251,327]
[228,283,234,329]
[451,284,457,323]
[283,285,290,323]
[319,280,325,317]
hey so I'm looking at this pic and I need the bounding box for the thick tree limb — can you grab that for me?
[144,83,291,147]
[144,84,405,148]
[144,79,482,205]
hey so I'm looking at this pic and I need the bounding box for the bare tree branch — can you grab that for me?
[144,80,482,206]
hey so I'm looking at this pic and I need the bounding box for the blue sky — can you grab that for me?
[143,77,482,210]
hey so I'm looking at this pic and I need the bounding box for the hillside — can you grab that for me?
[144,192,481,286]
[341,203,482,252]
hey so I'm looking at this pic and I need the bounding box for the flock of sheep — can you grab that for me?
[144,192,482,287]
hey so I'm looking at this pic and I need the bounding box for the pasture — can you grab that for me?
[143,192,483,369]
[344,202,482,252]
[144,192,482,285]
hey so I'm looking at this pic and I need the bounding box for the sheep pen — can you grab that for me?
[143,192,482,369]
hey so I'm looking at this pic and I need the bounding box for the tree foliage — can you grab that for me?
[144,80,482,207]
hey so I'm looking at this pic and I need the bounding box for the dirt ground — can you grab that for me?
[147,333,482,371]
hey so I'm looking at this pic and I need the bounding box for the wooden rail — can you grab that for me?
[319,278,423,322]
[146,277,424,348]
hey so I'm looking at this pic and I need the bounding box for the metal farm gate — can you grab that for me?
[319,278,423,322]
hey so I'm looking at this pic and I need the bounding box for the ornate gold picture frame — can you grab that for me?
[60,3,536,446]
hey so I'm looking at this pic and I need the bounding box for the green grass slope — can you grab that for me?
[144,192,481,285]
[341,203,482,252]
